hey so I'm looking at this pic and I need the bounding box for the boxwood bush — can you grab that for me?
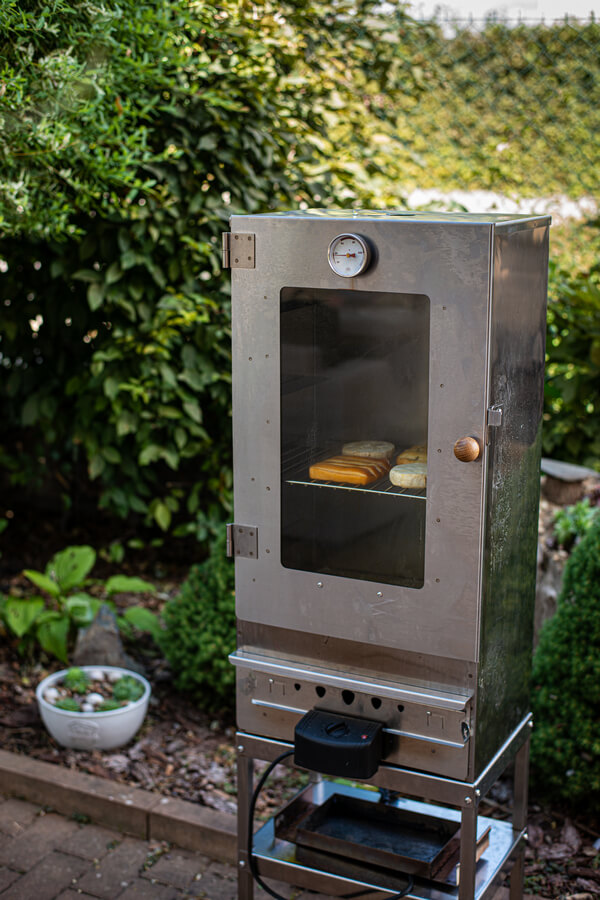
[159,531,235,713]
[530,517,600,809]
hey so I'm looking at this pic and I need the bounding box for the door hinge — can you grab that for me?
[222,233,255,269]
[487,406,503,427]
[226,523,259,559]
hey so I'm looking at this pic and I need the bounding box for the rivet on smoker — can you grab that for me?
[316,582,323,588]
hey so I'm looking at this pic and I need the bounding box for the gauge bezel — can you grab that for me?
[327,233,371,278]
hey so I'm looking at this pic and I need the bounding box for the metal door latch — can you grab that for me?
[222,233,255,269]
[226,523,258,559]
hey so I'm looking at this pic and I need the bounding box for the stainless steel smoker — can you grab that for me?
[225,210,550,900]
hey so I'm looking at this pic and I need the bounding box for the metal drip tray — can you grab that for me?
[276,790,490,885]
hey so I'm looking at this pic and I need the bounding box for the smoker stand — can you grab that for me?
[236,715,531,900]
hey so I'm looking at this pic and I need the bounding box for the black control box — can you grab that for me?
[294,709,383,779]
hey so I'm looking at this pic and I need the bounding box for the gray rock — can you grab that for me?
[541,457,599,482]
[72,604,145,674]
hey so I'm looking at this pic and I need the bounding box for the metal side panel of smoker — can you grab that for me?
[472,219,550,777]
[230,213,491,663]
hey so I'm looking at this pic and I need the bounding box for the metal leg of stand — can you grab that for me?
[237,751,254,900]
[509,734,530,900]
[458,801,478,900]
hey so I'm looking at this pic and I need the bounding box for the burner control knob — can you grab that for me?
[453,436,481,462]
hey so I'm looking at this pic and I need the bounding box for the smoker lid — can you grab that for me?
[236,208,551,227]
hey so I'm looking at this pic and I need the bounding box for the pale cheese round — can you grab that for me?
[389,463,427,489]
[342,441,394,460]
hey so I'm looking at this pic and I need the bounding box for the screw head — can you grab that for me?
[464,796,472,805]
[237,745,245,753]
[475,789,481,798]
[316,582,323,589]
[376,591,383,598]
[239,860,246,868]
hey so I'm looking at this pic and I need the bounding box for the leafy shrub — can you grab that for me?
[544,245,600,469]
[0,0,416,538]
[159,531,235,713]
[530,517,600,809]
[553,497,600,549]
[0,544,156,661]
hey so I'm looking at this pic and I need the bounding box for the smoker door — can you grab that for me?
[231,213,492,662]
[280,286,429,589]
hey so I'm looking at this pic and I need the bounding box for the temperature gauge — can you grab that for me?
[327,233,371,278]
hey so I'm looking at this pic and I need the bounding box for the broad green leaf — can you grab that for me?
[87,282,104,311]
[122,606,161,640]
[105,575,154,594]
[154,502,171,531]
[21,394,39,426]
[89,454,105,479]
[36,615,70,662]
[105,262,122,285]
[157,405,181,420]
[102,446,122,464]
[182,400,202,423]
[47,545,96,592]
[139,444,162,466]
[161,448,179,470]
[159,363,178,388]
[64,593,99,626]
[116,411,137,436]
[3,597,45,637]
[103,377,120,401]
[23,570,61,598]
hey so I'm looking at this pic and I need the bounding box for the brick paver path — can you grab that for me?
[0,794,332,899]
[0,794,521,899]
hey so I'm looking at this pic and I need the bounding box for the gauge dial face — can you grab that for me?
[327,233,371,277]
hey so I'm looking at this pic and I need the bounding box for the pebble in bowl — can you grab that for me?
[36,665,151,751]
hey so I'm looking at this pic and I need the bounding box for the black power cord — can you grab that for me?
[247,749,414,900]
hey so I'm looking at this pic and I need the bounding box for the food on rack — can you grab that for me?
[396,444,427,465]
[309,455,390,486]
[389,462,427,489]
[342,440,395,461]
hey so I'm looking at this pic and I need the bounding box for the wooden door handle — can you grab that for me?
[453,436,481,462]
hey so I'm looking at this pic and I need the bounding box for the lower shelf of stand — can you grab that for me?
[252,781,523,900]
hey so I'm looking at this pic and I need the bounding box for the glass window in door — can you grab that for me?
[281,287,430,588]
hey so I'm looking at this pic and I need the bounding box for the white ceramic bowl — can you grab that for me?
[36,665,151,751]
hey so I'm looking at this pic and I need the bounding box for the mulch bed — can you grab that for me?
[0,638,308,825]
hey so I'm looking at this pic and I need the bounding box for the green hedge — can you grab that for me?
[543,248,600,469]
